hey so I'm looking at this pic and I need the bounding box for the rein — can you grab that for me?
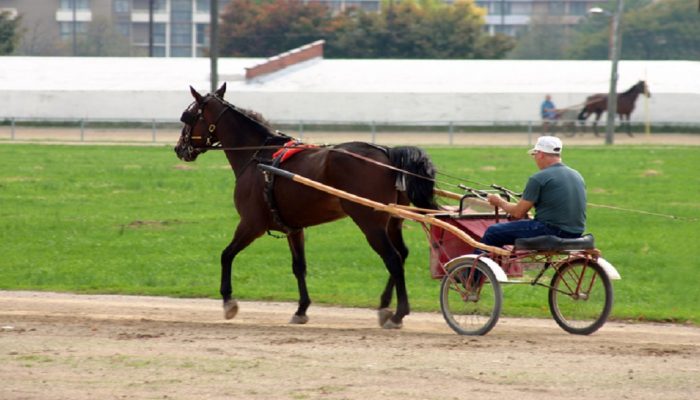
[184,94,685,222]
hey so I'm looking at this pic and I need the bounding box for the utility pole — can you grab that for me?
[210,0,219,92]
[72,0,77,56]
[604,0,624,145]
[148,0,154,57]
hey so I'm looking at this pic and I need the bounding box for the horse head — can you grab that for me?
[174,83,228,162]
[636,80,651,98]
[641,81,651,98]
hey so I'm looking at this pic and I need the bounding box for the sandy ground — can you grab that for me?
[1,291,698,400]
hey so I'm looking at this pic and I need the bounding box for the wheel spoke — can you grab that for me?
[440,261,502,336]
[548,260,613,335]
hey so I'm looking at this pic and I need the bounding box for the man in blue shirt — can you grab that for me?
[540,94,557,133]
[482,136,586,249]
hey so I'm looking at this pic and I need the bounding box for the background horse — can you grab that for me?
[174,83,437,329]
[577,80,650,137]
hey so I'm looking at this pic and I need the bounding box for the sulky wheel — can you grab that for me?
[440,259,503,336]
[548,259,613,335]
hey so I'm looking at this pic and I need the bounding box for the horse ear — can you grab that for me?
[190,85,203,103]
[215,82,227,99]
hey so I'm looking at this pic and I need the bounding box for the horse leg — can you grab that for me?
[593,112,602,137]
[220,223,264,319]
[362,227,407,329]
[378,217,408,326]
[625,114,634,137]
[287,230,311,324]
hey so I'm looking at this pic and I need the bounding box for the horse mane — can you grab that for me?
[622,81,644,96]
[213,95,291,144]
[238,107,271,127]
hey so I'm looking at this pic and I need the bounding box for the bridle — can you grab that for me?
[179,94,230,150]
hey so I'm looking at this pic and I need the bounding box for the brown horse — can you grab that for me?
[577,80,650,136]
[174,84,437,329]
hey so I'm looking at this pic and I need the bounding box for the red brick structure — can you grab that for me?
[245,40,325,81]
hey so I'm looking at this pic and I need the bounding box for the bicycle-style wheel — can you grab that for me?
[440,260,503,336]
[548,259,613,335]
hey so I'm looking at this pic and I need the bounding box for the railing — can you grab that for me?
[1,117,698,146]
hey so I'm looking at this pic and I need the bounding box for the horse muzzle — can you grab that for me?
[174,136,200,161]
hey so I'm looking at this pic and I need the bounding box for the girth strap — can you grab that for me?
[261,150,302,237]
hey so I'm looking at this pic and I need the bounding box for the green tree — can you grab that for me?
[336,0,513,59]
[323,9,384,58]
[508,19,572,60]
[219,0,513,59]
[0,11,21,55]
[219,0,330,57]
[567,0,700,60]
[77,17,130,56]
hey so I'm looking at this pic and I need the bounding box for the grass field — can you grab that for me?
[0,143,698,324]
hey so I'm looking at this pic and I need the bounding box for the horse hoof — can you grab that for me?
[382,319,403,330]
[378,308,394,327]
[290,314,309,324]
[223,300,239,320]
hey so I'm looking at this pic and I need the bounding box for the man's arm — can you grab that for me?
[487,194,533,219]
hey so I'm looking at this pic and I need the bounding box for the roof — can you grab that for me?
[4,56,699,94]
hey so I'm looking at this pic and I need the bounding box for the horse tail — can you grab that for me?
[388,146,438,209]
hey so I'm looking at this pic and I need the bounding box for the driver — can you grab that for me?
[481,136,586,249]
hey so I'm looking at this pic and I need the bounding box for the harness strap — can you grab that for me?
[261,148,303,237]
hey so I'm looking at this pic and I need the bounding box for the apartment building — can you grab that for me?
[1,0,226,57]
[1,0,608,57]
[303,0,608,36]
[475,0,608,37]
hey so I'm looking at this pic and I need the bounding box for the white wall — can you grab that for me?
[2,57,698,124]
[230,92,678,124]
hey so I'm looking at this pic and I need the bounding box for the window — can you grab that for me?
[133,0,166,12]
[114,0,130,13]
[153,23,166,44]
[569,2,588,16]
[493,1,511,16]
[510,3,532,16]
[171,0,193,56]
[196,0,209,13]
[171,0,193,22]
[548,2,566,16]
[132,23,165,45]
[171,47,192,57]
[59,21,87,40]
[116,22,130,37]
[60,0,89,10]
[196,23,209,46]
[171,23,192,45]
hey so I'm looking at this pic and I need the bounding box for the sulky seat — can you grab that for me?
[514,234,595,251]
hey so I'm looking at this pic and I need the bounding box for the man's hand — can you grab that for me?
[486,194,534,219]
[487,194,503,208]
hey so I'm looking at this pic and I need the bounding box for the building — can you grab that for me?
[1,0,609,57]
[474,0,608,37]
[303,0,609,37]
[0,0,227,57]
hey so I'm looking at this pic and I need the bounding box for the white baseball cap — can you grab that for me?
[528,136,563,155]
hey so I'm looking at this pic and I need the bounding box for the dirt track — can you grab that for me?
[1,291,698,400]
[1,126,699,146]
